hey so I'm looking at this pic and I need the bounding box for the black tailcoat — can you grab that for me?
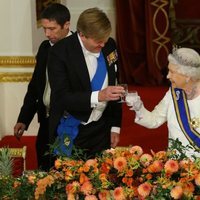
[48,33,122,157]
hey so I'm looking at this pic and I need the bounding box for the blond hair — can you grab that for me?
[77,7,111,41]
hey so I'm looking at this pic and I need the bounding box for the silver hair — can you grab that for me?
[168,47,200,80]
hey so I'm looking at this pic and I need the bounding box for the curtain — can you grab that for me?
[116,0,171,86]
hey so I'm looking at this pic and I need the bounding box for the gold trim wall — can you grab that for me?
[0,56,35,82]
[0,73,33,82]
[0,56,35,67]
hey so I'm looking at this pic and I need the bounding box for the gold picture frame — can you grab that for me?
[36,0,61,28]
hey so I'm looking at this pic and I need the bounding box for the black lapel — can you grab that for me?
[68,34,91,90]
[102,47,116,86]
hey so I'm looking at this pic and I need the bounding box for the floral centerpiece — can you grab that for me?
[0,139,200,199]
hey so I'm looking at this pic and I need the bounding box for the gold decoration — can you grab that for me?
[107,50,118,66]
[190,117,200,128]
[0,56,35,67]
[151,0,171,70]
[169,0,200,51]
[0,72,32,82]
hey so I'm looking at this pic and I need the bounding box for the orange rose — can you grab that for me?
[130,145,143,156]
[164,160,179,174]
[137,182,152,198]
[195,173,200,186]
[140,153,153,167]
[170,186,183,199]
[113,157,127,172]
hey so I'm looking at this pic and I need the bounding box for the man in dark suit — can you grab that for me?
[48,7,124,161]
[13,3,71,171]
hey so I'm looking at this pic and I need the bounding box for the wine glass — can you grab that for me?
[117,83,128,103]
[126,90,138,106]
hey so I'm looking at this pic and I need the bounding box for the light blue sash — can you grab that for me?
[171,87,200,149]
[54,51,107,156]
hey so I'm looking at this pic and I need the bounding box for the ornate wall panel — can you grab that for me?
[169,0,200,53]
[145,0,171,85]
[150,0,171,70]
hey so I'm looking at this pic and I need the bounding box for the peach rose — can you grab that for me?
[85,195,98,200]
[140,153,153,167]
[130,145,143,156]
[170,186,183,199]
[113,187,126,200]
[137,182,152,198]
[80,181,93,195]
[147,160,163,173]
[164,160,179,174]
[113,157,127,172]
[98,190,111,200]
[195,173,200,186]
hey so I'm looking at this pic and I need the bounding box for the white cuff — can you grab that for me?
[91,91,99,107]
[111,127,120,134]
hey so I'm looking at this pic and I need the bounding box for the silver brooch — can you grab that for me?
[175,90,180,100]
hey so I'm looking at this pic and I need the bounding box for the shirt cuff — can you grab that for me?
[111,127,120,134]
[91,91,99,107]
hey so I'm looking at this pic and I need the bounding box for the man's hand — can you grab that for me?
[14,123,26,140]
[98,86,124,102]
[111,132,120,148]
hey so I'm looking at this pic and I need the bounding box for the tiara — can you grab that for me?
[171,45,200,68]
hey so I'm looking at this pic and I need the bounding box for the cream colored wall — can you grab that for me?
[0,0,116,139]
[0,83,39,138]
[0,0,33,56]
[66,0,116,39]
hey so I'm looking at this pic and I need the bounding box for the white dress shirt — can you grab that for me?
[77,34,120,134]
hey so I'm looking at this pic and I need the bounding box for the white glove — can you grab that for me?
[126,92,143,111]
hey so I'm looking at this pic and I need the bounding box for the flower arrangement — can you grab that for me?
[0,139,200,200]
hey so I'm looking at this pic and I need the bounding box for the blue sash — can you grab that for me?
[91,51,107,91]
[54,115,80,157]
[171,87,200,149]
[54,51,107,157]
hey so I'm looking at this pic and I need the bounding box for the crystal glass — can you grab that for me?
[117,83,128,103]
[126,90,138,106]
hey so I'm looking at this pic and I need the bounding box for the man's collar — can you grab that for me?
[49,30,73,46]
[77,33,100,58]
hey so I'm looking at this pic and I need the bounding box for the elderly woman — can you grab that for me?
[126,47,200,157]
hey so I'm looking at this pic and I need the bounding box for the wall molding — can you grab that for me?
[0,56,35,67]
[0,72,32,82]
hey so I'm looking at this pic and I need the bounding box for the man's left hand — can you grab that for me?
[111,132,120,148]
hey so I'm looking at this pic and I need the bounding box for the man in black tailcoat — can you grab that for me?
[48,8,124,162]
[14,3,71,171]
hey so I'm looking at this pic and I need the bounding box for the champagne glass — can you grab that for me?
[126,90,138,106]
[117,83,128,103]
